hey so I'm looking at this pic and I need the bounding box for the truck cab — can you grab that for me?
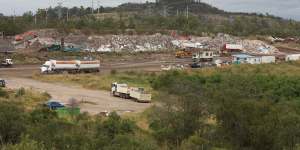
[111,82,130,98]
[1,59,13,67]
[40,61,52,73]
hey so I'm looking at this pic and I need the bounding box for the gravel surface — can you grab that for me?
[2,77,151,115]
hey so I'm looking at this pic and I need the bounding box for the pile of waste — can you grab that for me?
[85,33,174,52]
[171,33,278,54]
[10,29,279,54]
[242,40,279,54]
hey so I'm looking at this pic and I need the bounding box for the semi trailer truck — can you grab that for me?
[40,59,100,74]
[111,82,151,103]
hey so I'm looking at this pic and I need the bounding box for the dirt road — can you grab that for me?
[0,59,192,114]
[3,77,151,115]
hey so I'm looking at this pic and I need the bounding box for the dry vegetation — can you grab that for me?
[0,88,50,110]
[32,61,300,91]
[32,71,155,91]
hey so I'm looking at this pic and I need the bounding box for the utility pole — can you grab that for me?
[163,6,167,17]
[67,9,69,22]
[13,9,16,23]
[91,0,94,14]
[45,8,48,25]
[34,12,37,25]
[58,2,63,20]
[97,1,100,14]
[186,5,189,19]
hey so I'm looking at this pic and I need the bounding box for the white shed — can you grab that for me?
[286,54,300,61]
[247,56,262,64]
[261,56,276,64]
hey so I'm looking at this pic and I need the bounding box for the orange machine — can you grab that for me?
[175,50,193,58]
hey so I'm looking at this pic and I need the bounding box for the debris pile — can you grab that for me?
[10,29,279,54]
[172,33,279,54]
[85,33,174,52]
[242,40,279,54]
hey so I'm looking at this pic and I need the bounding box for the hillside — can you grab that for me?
[0,0,299,37]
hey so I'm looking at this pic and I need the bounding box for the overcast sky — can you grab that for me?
[0,0,299,20]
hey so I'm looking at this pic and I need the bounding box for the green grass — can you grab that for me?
[191,61,300,77]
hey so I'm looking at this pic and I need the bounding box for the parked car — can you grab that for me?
[45,100,65,110]
[190,63,201,68]
[0,79,5,87]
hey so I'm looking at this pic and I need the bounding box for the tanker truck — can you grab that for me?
[40,59,100,74]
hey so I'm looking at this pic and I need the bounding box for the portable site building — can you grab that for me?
[233,54,276,64]
[286,54,300,61]
[260,55,276,63]
[232,54,261,64]
[247,56,262,64]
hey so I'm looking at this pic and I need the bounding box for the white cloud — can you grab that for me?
[202,0,300,20]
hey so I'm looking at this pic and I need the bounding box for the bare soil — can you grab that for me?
[2,77,151,115]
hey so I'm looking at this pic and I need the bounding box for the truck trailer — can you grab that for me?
[111,82,151,103]
[40,59,100,74]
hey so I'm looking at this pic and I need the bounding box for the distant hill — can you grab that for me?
[0,0,299,37]
[117,0,225,16]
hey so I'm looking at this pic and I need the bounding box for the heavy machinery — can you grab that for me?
[0,59,13,67]
[40,59,100,74]
[175,50,193,58]
[192,50,218,62]
[0,79,5,87]
[111,82,151,103]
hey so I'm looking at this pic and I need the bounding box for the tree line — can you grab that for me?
[0,2,300,37]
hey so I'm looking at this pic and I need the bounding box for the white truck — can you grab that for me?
[0,59,13,67]
[111,82,151,103]
[40,59,100,74]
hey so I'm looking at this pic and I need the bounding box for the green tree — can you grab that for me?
[0,102,27,144]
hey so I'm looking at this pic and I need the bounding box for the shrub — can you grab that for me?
[0,102,27,144]
[15,88,25,97]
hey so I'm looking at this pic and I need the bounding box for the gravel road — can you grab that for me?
[2,77,151,115]
[0,59,192,115]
